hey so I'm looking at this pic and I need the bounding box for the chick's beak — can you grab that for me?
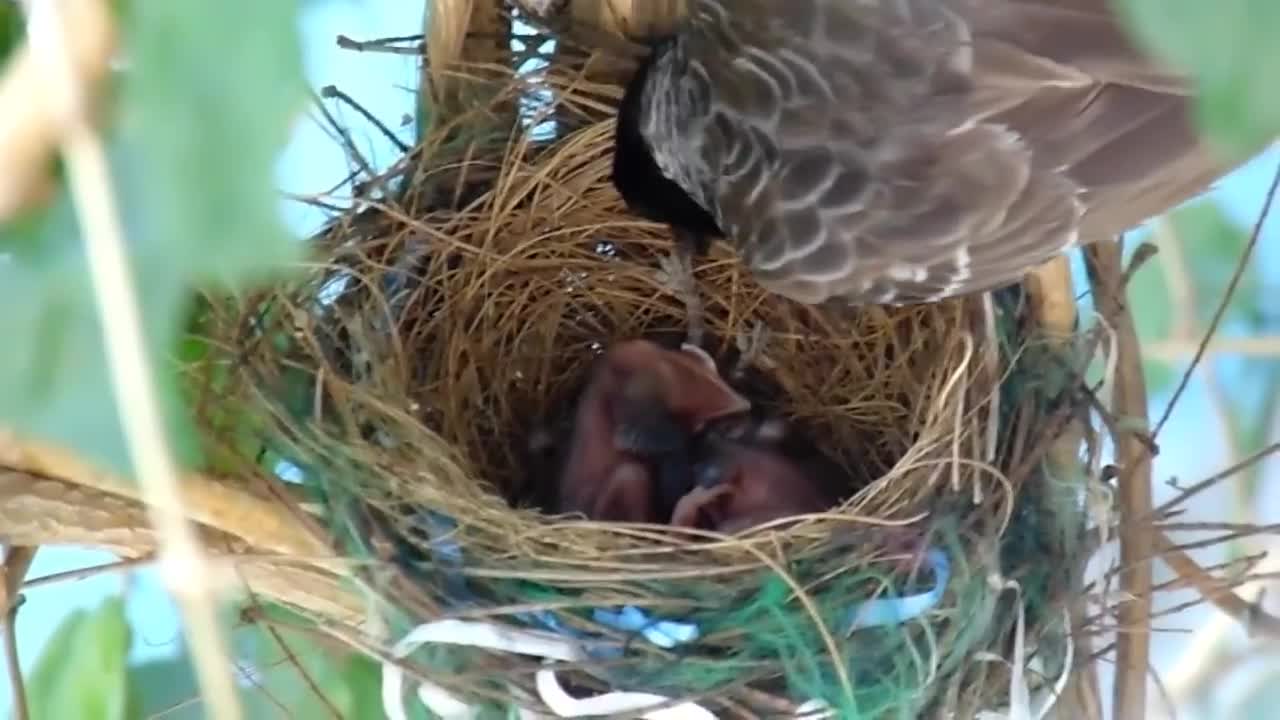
[661,344,750,431]
[608,340,747,455]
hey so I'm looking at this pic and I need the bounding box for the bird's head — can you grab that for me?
[611,39,724,241]
[600,339,749,455]
[673,436,831,534]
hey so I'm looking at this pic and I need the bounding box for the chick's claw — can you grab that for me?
[670,483,733,529]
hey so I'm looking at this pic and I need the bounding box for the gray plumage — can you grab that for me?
[612,0,1259,305]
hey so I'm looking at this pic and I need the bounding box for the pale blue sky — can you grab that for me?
[3,0,1279,716]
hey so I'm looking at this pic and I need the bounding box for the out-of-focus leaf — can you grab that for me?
[0,198,128,469]
[233,616,386,720]
[1167,201,1260,330]
[0,2,307,474]
[1116,1,1280,159]
[1122,200,1257,395]
[118,0,306,287]
[0,1,22,62]
[0,189,197,472]
[126,654,201,720]
[25,597,130,720]
[1123,238,1176,393]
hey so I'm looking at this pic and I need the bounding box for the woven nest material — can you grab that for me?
[195,50,1097,719]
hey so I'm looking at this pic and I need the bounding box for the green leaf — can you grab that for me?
[0,190,197,473]
[233,617,386,720]
[1123,239,1176,393]
[118,0,306,288]
[25,597,130,720]
[126,654,202,720]
[1121,201,1256,395]
[1116,1,1280,159]
[1167,201,1260,330]
[0,2,307,474]
[0,2,23,62]
[0,199,128,470]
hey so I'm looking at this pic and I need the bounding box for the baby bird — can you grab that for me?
[670,430,834,535]
[557,339,750,523]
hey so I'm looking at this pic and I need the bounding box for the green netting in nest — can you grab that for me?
[194,53,1098,719]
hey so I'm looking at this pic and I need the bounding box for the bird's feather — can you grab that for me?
[615,0,1256,306]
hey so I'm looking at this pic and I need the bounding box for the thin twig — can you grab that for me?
[258,621,344,719]
[1157,521,1280,534]
[319,84,411,153]
[1153,160,1280,436]
[3,595,27,720]
[308,87,379,182]
[1084,237,1154,720]
[1156,532,1280,638]
[335,33,424,55]
[22,556,153,590]
[1151,442,1280,519]
[22,3,242,718]
[2,546,37,720]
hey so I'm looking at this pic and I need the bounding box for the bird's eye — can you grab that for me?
[693,459,725,488]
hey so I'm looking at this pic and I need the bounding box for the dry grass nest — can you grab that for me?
[194,58,1098,717]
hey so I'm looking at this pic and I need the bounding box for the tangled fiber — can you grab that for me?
[193,48,1098,719]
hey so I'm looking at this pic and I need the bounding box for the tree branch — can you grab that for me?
[0,470,369,629]
[1084,239,1154,720]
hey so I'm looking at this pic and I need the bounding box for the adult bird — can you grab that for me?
[611,0,1256,306]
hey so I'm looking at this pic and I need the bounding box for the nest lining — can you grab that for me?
[196,55,1095,718]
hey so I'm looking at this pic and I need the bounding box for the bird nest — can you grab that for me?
[194,55,1097,719]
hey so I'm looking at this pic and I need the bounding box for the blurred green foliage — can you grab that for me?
[1126,201,1262,395]
[0,0,305,474]
[25,598,130,720]
[1125,196,1279,538]
[0,2,22,61]
[1117,0,1280,159]
[126,654,200,720]
[232,619,386,720]
[25,602,388,719]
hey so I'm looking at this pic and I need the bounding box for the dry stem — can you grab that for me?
[0,0,115,218]
[1084,239,1154,720]
[2,547,37,720]
[0,470,368,628]
[0,431,335,563]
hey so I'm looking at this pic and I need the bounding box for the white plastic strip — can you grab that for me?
[972,584,1073,720]
[381,549,955,720]
[382,619,587,720]
[535,665,718,719]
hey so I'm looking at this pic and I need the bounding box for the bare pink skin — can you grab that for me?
[558,339,750,523]
[670,440,830,534]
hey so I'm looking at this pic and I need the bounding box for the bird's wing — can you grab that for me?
[666,0,1244,305]
[966,0,1237,242]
